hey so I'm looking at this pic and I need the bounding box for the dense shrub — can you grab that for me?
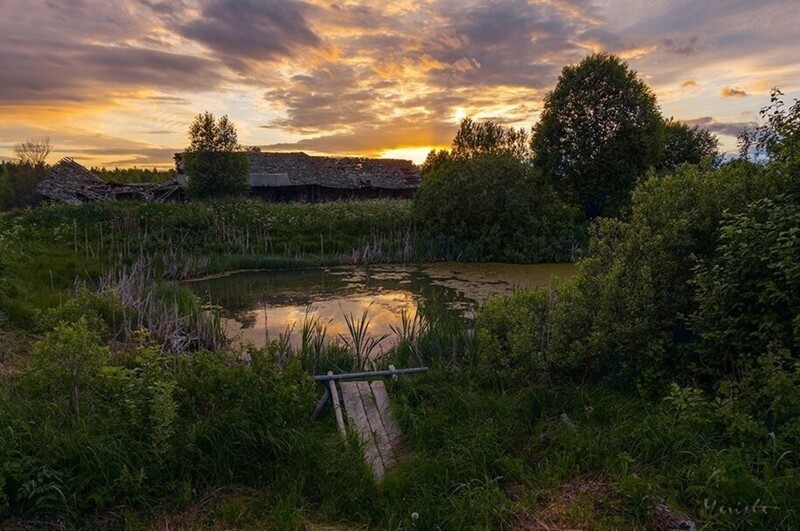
[690,197,799,377]
[475,288,560,388]
[184,151,250,199]
[0,166,10,207]
[0,162,46,210]
[0,319,321,522]
[551,161,796,392]
[472,159,796,392]
[413,153,584,262]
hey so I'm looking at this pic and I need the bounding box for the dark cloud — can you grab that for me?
[426,0,585,89]
[0,40,224,103]
[721,87,748,98]
[662,35,699,56]
[685,116,755,137]
[0,1,225,104]
[681,80,698,88]
[179,0,322,71]
[264,64,382,134]
[578,27,627,50]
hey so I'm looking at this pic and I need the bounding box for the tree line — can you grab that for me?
[414,53,739,262]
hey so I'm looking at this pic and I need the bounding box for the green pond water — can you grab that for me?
[186,262,576,349]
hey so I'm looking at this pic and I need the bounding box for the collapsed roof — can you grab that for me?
[176,151,421,190]
[36,158,183,205]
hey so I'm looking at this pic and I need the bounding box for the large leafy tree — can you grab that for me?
[185,112,249,199]
[532,53,663,218]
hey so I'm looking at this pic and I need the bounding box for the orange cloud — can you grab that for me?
[721,86,748,98]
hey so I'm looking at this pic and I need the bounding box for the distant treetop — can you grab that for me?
[187,112,239,152]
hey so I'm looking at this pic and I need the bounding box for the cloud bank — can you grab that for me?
[0,0,798,165]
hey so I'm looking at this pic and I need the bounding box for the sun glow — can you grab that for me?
[379,147,441,165]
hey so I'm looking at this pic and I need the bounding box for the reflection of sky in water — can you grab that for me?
[187,263,575,350]
[229,291,416,352]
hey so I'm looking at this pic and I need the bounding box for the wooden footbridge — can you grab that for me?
[311,365,427,480]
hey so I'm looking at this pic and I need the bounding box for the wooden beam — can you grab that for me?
[314,366,428,382]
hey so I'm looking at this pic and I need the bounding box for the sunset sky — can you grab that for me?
[1,0,798,167]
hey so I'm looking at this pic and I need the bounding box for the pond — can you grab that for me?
[185,262,576,350]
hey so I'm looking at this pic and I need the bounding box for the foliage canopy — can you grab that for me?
[660,118,720,171]
[531,53,663,218]
[415,150,583,262]
[187,112,239,153]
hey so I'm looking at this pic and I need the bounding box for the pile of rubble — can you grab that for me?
[36,158,183,205]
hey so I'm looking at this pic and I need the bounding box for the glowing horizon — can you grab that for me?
[1,0,798,168]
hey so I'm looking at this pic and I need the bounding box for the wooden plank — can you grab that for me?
[370,380,402,452]
[327,372,346,437]
[340,381,385,479]
[356,381,394,469]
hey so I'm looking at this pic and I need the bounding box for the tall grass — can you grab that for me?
[338,304,389,371]
[98,256,226,352]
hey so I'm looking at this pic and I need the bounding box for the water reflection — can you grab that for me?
[185,263,576,349]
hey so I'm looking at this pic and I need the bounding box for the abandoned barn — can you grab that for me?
[177,151,421,202]
[35,152,421,205]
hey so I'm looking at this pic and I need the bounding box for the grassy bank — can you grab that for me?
[0,199,424,327]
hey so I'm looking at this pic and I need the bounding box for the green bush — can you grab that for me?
[23,318,109,416]
[475,288,560,387]
[0,165,11,209]
[550,161,795,392]
[184,151,250,199]
[0,162,47,210]
[690,197,799,377]
[469,159,795,393]
[413,153,584,262]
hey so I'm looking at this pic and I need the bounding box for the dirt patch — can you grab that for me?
[511,477,618,530]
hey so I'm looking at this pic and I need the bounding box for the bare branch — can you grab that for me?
[14,136,52,166]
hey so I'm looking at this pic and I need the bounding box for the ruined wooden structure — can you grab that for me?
[176,151,421,202]
[312,366,427,480]
[36,158,183,205]
[36,151,420,206]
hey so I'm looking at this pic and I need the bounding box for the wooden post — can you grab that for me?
[310,386,330,421]
[327,371,346,436]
